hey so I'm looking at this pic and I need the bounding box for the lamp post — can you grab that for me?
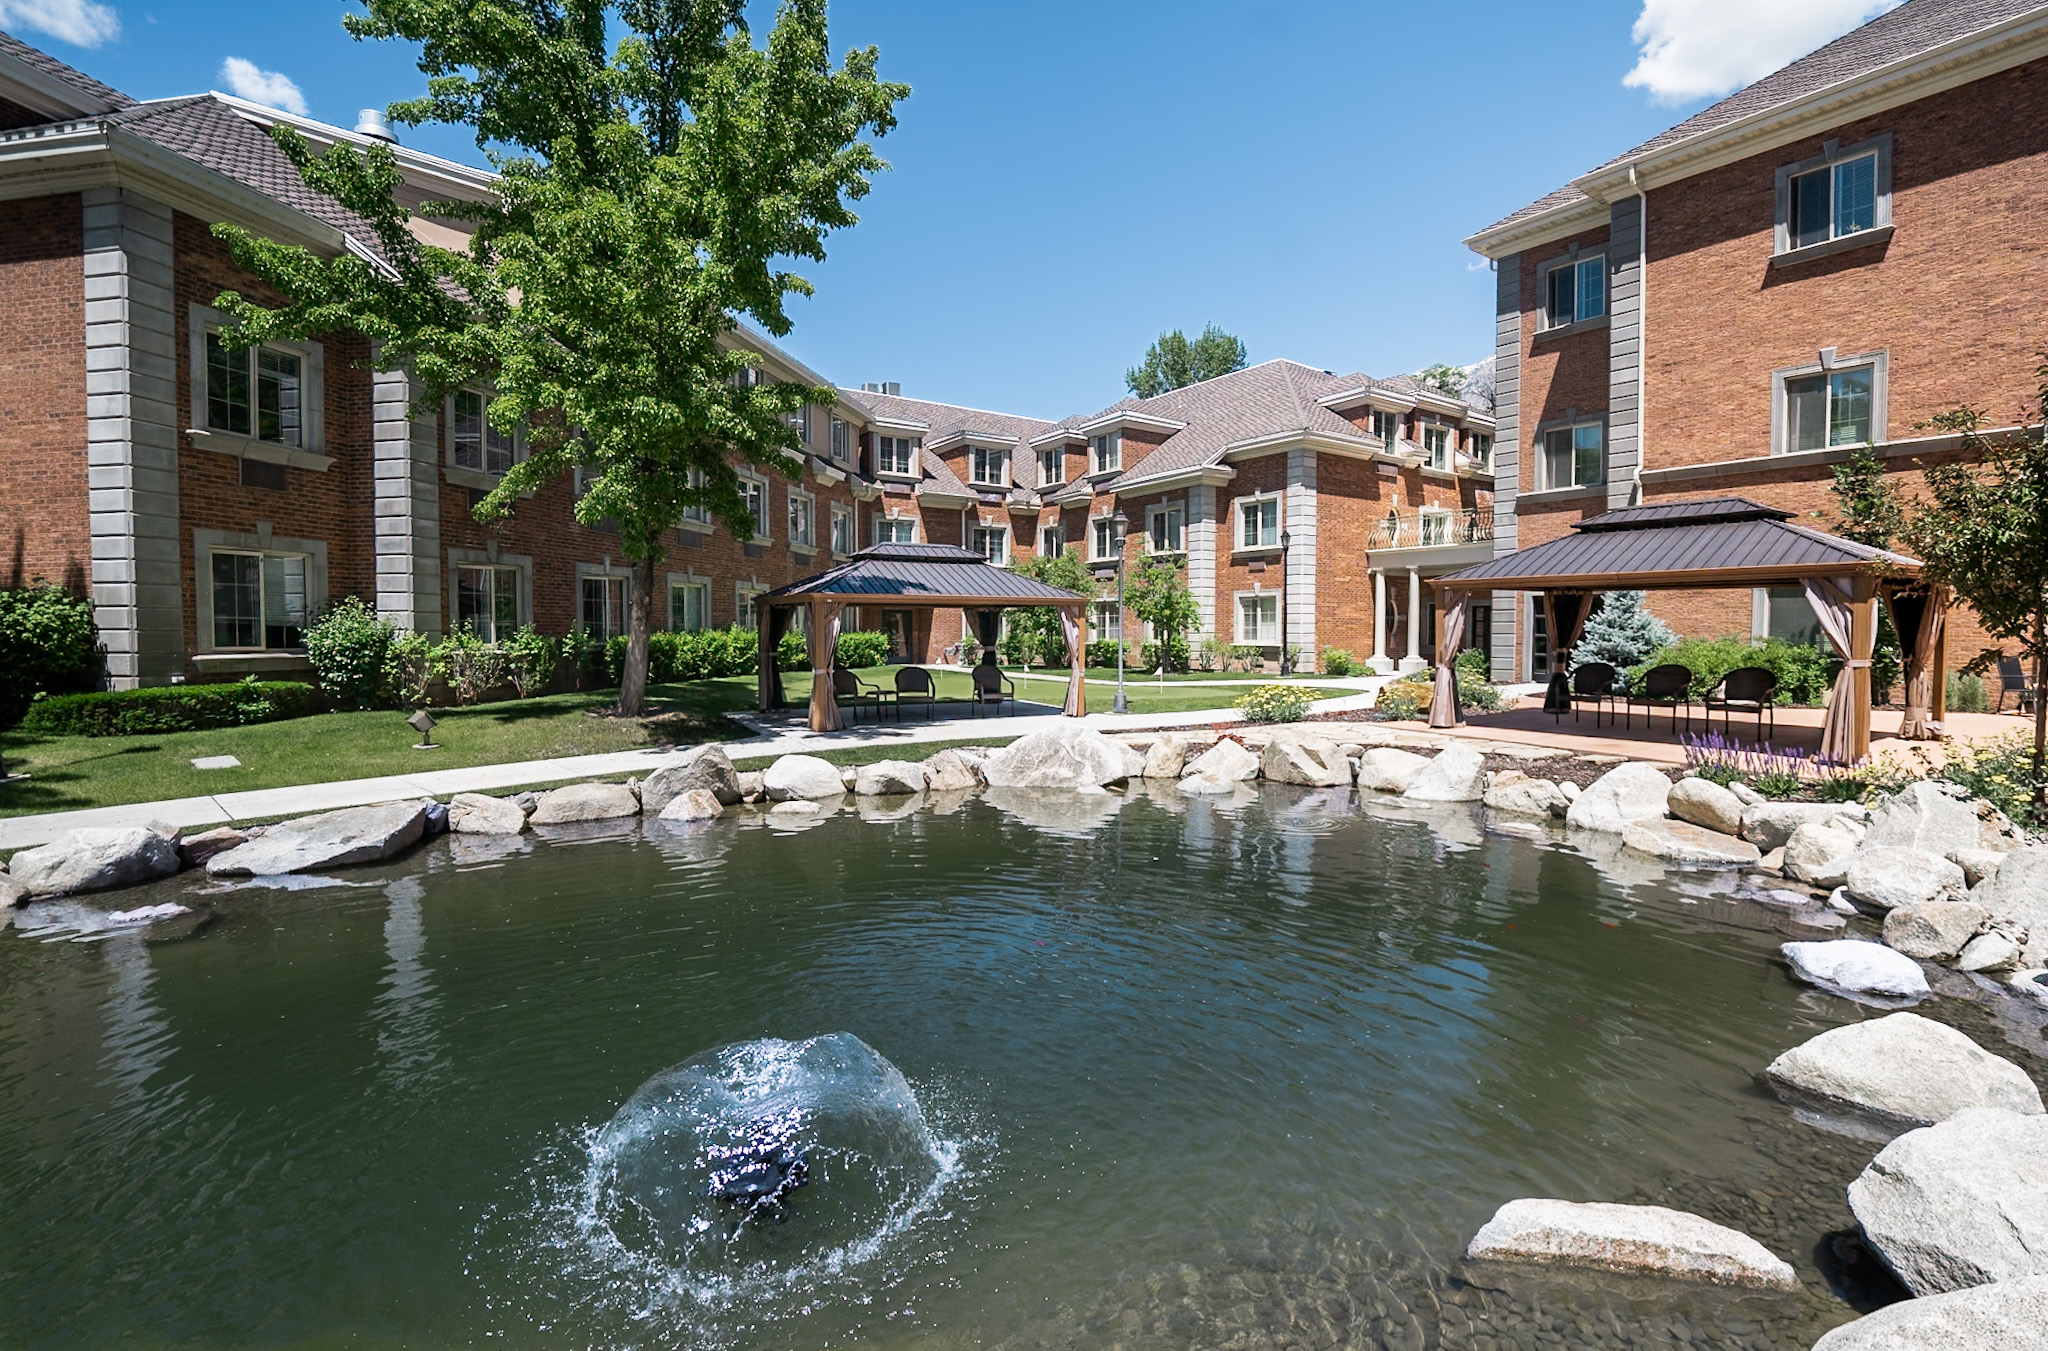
[1112,509,1130,714]
[1278,528,1292,675]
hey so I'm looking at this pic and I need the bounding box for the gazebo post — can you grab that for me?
[756,605,777,712]
[1849,576,1879,762]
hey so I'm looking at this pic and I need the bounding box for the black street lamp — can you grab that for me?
[1112,510,1130,714]
[1278,527,1292,675]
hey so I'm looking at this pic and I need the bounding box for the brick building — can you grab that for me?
[1466,0,2048,682]
[0,30,1496,686]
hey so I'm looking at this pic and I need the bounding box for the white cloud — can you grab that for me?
[1624,0,1902,104]
[218,56,308,116]
[0,0,122,47]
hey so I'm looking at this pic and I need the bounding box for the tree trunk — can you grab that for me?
[618,554,657,717]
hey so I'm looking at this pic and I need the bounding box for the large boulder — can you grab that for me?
[1742,801,1866,853]
[208,801,429,875]
[763,754,849,802]
[448,792,528,835]
[1666,777,1744,837]
[1262,738,1350,788]
[1182,738,1260,784]
[529,781,641,824]
[7,827,181,898]
[1464,1199,1796,1289]
[1783,940,1930,1000]
[0,874,24,907]
[1763,1012,2044,1129]
[1811,1275,2048,1350]
[1404,745,1487,803]
[1959,930,2024,974]
[921,748,981,793]
[1142,733,1203,780]
[735,770,767,804]
[1484,775,1569,818]
[1175,771,1240,797]
[1882,901,1987,961]
[1848,1107,2048,1295]
[1863,781,1983,857]
[1847,847,1967,913]
[1621,818,1762,868]
[657,788,724,823]
[854,760,928,797]
[1783,821,1860,889]
[1357,747,1431,794]
[640,746,743,813]
[1972,845,2048,966]
[178,826,249,870]
[1565,762,1672,833]
[982,728,1142,790]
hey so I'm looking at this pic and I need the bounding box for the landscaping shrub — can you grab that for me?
[1936,732,2046,826]
[1320,647,1361,677]
[1458,673,1504,712]
[0,584,103,729]
[1085,640,1124,669]
[835,630,889,669]
[1195,636,1228,672]
[387,629,445,708]
[777,629,809,672]
[1227,644,1263,672]
[442,626,510,706]
[501,626,560,698]
[1372,681,1425,722]
[302,596,395,709]
[1456,647,1492,683]
[21,678,313,737]
[998,625,1038,668]
[1139,637,1190,673]
[1946,671,1990,713]
[1629,635,1839,705]
[1237,682,1315,723]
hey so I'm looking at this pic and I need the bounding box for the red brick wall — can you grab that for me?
[1214,455,1287,646]
[1515,223,1613,496]
[0,193,88,592]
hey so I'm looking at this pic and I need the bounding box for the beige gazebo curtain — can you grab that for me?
[1060,608,1087,716]
[1539,591,1595,715]
[804,598,846,732]
[1884,583,1949,741]
[1804,575,1879,764]
[756,604,797,712]
[1428,591,1469,728]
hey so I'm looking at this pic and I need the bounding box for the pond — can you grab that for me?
[3,784,2030,1349]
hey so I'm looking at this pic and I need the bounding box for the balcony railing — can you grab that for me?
[1365,506,1494,551]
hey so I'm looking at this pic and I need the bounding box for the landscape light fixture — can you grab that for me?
[408,708,439,750]
[1278,529,1292,675]
[1112,510,1130,715]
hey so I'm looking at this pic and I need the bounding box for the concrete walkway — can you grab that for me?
[0,683,1390,850]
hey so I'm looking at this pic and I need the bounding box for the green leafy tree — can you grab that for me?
[213,0,907,716]
[1005,549,1093,666]
[1125,559,1201,670]
[1416,363,1466,398]
[1914,370,2048,807]
[1125,323,1247,398]
[1827,445,1907,699]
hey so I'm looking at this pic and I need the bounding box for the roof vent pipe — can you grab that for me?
[355,108,398,144]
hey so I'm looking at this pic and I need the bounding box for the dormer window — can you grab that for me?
[877,435,918,476]
[1091,431,1121,475]
[1422,425,1450,470]
[970,444,1010,488]
[830,416,853,462]
[1369,408,1399,446]
[1037,445,1065,486]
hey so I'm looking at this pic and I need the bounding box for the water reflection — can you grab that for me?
[96,934,172,1105]
[374,878,443,1090]
[983,786,1126,836]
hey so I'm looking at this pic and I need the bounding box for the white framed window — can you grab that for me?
[1775,353,1883,453]
[786,405,813,446]
[1776,136,1890,256]
[1040,521,1065,555]
[875,515,916,545]
[1369,408,1400,446]
[1540,252,1606,330]
[1469,433,1493,471]
[830,416,853,463]
[1760,586,1824,647]
[680,466,712,527]
[788,487,816,549]
[1147,504,1184,554]
[669,577,710,632]
[208,548,309,650]
[877,435,918,476]
[1539,422,1605,490]
[739,474,771,541]
[1236,494,1280,550]
[1037,445,1065,486]
[1090,598,1122,642]
[579,570,629,639]
[1236,592,1279,645]
[1090,431,1121,475]
[205,332,305,446]
[1422,425,1451,470]
[1090,515,1121,562]
[830,503,854,557]
[449,388,516,474]
[969,444,1010,488]
[456,564,521,641]
[972,523,1009,565]
[736,582,765,630]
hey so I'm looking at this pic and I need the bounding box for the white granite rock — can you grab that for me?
[854,760,929,797]
[448,792,528,835]
[1740,801,1865,852]
[1182,738,1261,784]
[528,781,642,824]
[658,788,725,822]
[735,770,766,803]
[1848,1107,2048,1295]
[1847,846,1967,912]
[1175,772,1239,797]
[763,754,849,802]
[1464,1199,1796,1289]
[1763,1012,2044,1128]
[1667,777,1745,836]
[7,827,183,898]
[1863,781,1983,858]
[1948,847,2006,888]
[1484,776,1570,818]
[1811,1275,2048,1351]
[1783,822,1860,889]
[1565,762,1673,833]
[1782,940,1930,1000]
[208,801,430,875]
[178,826,249,869]
[1882,901,1988,961]
[1403,746,1488,803]
[921,748,981,793]
[640,745,743,812]
[1958,931,2023,974]
[1971,845,2048,966]
[983,727,1142,789]
[1356,747,1431,793]
[1262,738,1350,788]
[1141,733,1199,780]
[1621,818,1762,868]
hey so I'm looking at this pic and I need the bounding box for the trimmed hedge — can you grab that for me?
[21,679,315,737]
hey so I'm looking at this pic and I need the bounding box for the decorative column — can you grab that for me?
[1368,570,1392,674]
[1399,567,1426,673]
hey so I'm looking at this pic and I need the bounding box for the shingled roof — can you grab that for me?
[1478,0,2048,238]
[0,26,133,114]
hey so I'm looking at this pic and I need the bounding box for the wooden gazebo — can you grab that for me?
[1429,498,1945,764]
[756,543,1091,731]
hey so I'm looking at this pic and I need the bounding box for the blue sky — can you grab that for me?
[7,0,1898,417]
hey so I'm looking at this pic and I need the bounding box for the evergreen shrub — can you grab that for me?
[22,679,312,736]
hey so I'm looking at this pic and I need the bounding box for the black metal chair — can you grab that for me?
[1705,666,1778,740]
[1569,662,1621,725]
[970,661,1015,716]
[832,667,886,723]
[893,666,936,721]
[1626,663,1694,732]
[1994,655,2037,715]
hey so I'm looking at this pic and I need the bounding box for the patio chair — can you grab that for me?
[970,662,1015,716]
[1626,663,1694,733]
[893,666,937,721]
[1568,662,1621,726]
[1994,655,2037,715]
[832,667,887,724]
[1705,666,1778,740]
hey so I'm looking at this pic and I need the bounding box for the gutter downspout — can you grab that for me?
[1631,161,1648,505]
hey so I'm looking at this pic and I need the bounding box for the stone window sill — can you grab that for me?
[186,429,333,472]
[1518,485,1606,505]
[1532,314,1609,342]
[1769,225,1893,269]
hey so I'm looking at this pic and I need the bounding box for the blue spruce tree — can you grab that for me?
[1569,591,1675,676]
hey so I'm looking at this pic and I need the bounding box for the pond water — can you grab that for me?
[4,784,2041,1350]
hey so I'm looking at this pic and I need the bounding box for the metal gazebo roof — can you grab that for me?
[761,543,1089,607]
[1434,497,1922,592]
